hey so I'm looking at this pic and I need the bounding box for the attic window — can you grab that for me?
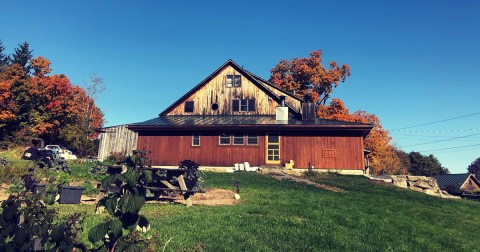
[184,101,194,113]
[226,75,241,87]
[233,99,255,112]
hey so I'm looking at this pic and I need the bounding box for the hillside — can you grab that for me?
[56,172,480,251]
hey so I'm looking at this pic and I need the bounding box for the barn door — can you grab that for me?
[266,132,281,164]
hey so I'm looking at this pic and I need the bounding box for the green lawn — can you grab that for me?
[56,172,480,251]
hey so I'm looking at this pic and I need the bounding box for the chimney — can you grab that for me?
[302,95,315,121]
[276,96,288,121]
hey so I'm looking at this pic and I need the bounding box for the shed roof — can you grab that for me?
[434,173,475,190]
[128,115,373,135]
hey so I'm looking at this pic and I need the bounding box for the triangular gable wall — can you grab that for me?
[161,60,302,116]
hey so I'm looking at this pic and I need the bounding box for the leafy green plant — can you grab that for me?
[89,150,152,251]
[82,181,100,196]
[6,179,24,193]
[178,160,204,191]
[0,192,86,251]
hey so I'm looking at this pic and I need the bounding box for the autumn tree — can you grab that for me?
[0,42,104,155]
[12,42,33,74]
[317,98,407,174]
[269,50,350,104]
[467,157,480,179]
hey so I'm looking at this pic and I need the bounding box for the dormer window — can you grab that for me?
[184,101,194,112]
[226,75,241,87]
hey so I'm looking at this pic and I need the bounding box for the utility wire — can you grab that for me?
[399,133,480,148]
[417,143,480,152]
[391,128,480,133]
[390,112,480,131]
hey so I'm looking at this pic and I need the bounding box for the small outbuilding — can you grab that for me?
[434,173,480,195]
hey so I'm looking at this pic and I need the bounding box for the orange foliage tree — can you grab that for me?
[269,50,350,104]
[318,99,407,174]
[0,45,104,155]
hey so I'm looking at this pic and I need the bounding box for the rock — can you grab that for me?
[424,189,440,196]
[412,180,433,189]
[409,186,424,192]
[392,177,408,188]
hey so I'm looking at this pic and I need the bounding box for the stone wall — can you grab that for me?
[390,175,460,199]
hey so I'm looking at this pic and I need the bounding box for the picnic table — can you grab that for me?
[106,166,202,207]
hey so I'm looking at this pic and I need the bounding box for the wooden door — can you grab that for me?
[266,132,281,164]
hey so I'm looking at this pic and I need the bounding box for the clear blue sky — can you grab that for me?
[1,0,479,173]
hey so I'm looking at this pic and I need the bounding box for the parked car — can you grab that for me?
[45,145,77,160]
[60,150,78,160]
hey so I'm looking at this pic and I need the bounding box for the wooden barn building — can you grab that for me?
[128,60,373,174]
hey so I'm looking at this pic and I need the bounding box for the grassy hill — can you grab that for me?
[56,172,480,251]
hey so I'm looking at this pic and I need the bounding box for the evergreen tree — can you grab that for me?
[408,152,449,176]
[0,40,10,70]
[12,42,33,73]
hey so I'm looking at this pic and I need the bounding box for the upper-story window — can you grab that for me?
[226,75,241,87]
[184,101,194,112]
[233,99,255,112]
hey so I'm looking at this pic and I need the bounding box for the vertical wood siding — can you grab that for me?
[137,131,365,170]
[166,66,286,115]
[98,125,138,161]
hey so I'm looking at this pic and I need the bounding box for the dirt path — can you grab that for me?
[266,172,344,192]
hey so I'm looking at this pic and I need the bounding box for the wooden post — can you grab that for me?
[177,174,193,207]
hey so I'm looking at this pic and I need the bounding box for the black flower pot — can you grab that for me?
[33,183,46,196]
[58,185,84,204]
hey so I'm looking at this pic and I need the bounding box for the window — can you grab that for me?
[184,101,194,112]
[192,133,200,146]
[234,75,241,87]
[247,132,258,145]
[248,99,256,111]
[219,132,231,145]
[232,99,255,112]
[240,100,248,111]
[233,132,244,145]
[226,75,233,87]
[226,75,241,87]
[232,100,239,112]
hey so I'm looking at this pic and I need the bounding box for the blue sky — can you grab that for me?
[1,0,479,173]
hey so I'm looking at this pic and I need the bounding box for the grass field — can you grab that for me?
[55,172,480,251]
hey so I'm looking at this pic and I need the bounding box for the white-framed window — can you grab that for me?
[233,132,244,145]
[192,133,200,146]
[226,75,241,87]
[219,132,231,145]
[247,132,258,145]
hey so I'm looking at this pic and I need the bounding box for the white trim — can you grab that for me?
[192,132,200,146]
[233,132,244,145]
[219,132,231,145]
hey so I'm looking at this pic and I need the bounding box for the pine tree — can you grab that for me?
[0,40,10,70]
[12,42,33,74]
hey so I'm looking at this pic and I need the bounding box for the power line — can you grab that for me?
[391,128,480,133]
[399,133,480,148]
[390,112,480,131]
[417,143,480,152]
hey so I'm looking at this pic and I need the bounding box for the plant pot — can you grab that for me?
[58,185,83,204]
[33,183,46,196]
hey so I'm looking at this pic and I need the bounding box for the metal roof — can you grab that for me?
[434,173,474,190]
[128,115,373,135]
